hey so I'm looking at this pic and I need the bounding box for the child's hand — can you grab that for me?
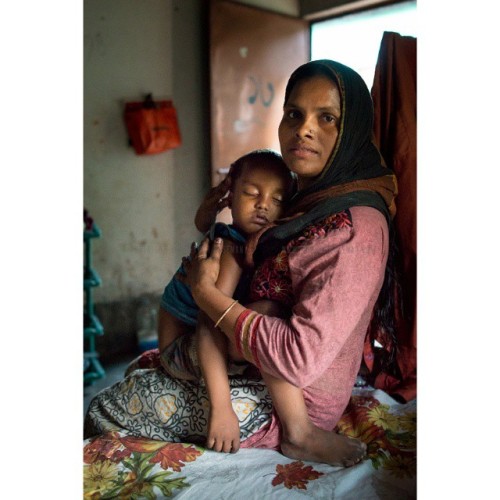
[194,172,232,233]
[206,404,240,454]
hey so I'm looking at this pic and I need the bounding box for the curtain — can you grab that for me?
[368,31,417,402]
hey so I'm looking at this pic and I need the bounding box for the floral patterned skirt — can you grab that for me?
[84,364,274,444]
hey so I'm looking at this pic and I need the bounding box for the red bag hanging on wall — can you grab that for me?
[124,96,182,155]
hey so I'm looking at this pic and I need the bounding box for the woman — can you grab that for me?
[84,59,397,468]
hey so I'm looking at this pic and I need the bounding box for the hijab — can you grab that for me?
[247,59,398,267]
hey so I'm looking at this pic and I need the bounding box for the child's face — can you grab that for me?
[230,163,289,235]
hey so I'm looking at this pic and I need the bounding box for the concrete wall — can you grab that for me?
[84,0,209,358]
[84,0,176,303]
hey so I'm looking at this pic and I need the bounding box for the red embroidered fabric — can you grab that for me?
[248,210,353,307]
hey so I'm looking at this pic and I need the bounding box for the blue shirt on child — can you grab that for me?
[160,223,247,326]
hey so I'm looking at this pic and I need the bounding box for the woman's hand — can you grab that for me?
[194,172,232,233]
[180,238,224,300]
[179,237,245,338]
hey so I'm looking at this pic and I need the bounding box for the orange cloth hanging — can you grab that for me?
[124,98,182,155]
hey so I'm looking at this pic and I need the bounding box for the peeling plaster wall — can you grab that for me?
[84,0,208,357]
[84,0,176,303]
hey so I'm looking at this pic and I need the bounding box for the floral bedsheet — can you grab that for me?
[84,387,416,499]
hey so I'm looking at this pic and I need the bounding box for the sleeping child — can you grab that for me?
[158,149,310,455]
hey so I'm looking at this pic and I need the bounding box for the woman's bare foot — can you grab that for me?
[206,404,241,454]
[281,424,367,467]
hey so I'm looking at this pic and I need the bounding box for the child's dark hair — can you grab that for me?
[229,149,296,201]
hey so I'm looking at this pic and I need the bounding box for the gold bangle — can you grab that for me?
[214,299,239,329]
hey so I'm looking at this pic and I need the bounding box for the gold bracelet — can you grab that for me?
[214,299,239,328]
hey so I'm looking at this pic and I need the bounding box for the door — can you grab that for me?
[209,0,310,187]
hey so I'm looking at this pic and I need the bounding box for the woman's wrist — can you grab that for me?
[192,282,242,332]
[191,279,219,307]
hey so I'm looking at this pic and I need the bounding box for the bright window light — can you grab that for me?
[311,0,417,89]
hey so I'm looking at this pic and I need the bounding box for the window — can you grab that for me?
[311,0,417,88]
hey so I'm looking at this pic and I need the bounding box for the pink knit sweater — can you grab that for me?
[237,206,389,449]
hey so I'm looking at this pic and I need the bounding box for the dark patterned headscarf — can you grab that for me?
[248,59,398,266]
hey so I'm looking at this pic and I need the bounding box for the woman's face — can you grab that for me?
[278,75,341,190]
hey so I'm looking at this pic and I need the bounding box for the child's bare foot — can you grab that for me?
[281,424,366,467]
[206,404,241,454]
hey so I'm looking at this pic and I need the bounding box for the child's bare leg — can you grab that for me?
[261,372,366,467]
[158,308,194,352]
[197,312,240,453]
